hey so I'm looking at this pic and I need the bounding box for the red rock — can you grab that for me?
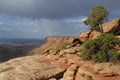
[30,36,75,54]
[99,18,120,34]
[78,30,101,42]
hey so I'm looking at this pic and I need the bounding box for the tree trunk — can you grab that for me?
[99,24,103,33]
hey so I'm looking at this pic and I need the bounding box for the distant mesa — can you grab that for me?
[30,36,75,54]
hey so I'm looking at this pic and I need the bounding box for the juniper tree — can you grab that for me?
[84,5,109,32]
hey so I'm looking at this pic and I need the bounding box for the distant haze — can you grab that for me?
[0,0,119,39]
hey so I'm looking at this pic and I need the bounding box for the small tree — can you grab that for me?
[84,5,109,32]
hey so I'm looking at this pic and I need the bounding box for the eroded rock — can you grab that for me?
[94,63,120,77]
[0,55,68,80]
[78,30,101,42]
[100,18,120,35]
[60,64,79,80]
[30,36,75,54]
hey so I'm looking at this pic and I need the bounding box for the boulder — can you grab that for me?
[78,30,101,42]
[100,18,120,34]
[78,32,89,42]
[64,48,76,54]
[94,63,120,77]
[64,46,82,54]
[60,64,79,80]
[88,30,101,39]
[77,67,93,80]
[0,55,68,80]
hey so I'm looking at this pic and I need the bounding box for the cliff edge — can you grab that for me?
[30,36,75,54]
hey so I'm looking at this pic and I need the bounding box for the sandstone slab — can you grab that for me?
[100,18,120,34]
[0,55,68,80]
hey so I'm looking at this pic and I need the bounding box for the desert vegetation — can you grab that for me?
[80,5,120,63]
[81,33,120,62]
[84,5,109,32]
[54,43,69,51]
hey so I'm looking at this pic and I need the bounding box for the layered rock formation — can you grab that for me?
[30,36,75,54]
[78,30,101,42]
[94,63,120,77]
[99,18,120,35]
[0,55,68,80]
[77,18,120,42]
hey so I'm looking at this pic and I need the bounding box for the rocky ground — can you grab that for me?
[0,43,120,80]
[0,18,120,80]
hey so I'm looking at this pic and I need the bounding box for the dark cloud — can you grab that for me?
[0,0,120,39]
[0,0,119,19]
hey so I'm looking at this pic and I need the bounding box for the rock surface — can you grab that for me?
[30,36,75,54]
[100,18,120,34]
[78,30,101,42]
[94,63,120,77]
[0,55,68,80]
[60,64,79,80]
[1,49,120,80]
[2,18,120,80]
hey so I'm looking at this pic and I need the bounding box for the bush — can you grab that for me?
[81,33,120,62]
[54,43,69,51]
[108,49,120,62]
[92,51,107,62]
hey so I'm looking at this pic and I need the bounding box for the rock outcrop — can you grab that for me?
[94,63,120,77]
[78,30,101,42]
[1,42,120,80]
[100,18,120,35]
[0,55,68,80]
[30,36,75,54]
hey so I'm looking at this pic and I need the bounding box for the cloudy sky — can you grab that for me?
[0,0,120,39]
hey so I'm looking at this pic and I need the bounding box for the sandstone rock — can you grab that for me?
[59,58,68,64]
[78,68,90,76]
[78,30,101,42]
[77,67,94,80]
[0,55,68,80]
[78,32,89,42]
[64,46,81,54]
[89,30,101,39]
[61,64,79,80]
[64,49,76,54]
[74,46,82,52]
[100,18,120,34]
[59,50,66,57]
[94,63,120,77]
[30,36,75,54]
[49,78,57,80]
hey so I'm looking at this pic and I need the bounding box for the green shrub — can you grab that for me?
[81,33,120,62]
[54,43,69,51]
[92,51,107,62]
[108,49,120,62]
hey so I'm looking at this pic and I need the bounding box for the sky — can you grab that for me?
[0,0,120,39]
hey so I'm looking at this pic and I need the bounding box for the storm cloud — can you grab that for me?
[0,0,119,39]
[0,0,119,19]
